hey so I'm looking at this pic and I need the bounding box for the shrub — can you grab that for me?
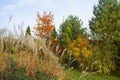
[88,44,116,75]
[66,36,92,70]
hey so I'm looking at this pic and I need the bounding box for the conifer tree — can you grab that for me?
[89,0,120,40]
[25,26,31,36]
[89,0,120,73]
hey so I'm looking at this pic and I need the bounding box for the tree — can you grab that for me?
[51,27,58,38]
[89,0,120,40]
[49,27,59,53]
[58,15,86,48]
[59,26,72,48]
[25,26,31,36]
[59,15,86,39]
[89,0,120,74]
[68,36,92,60]
[34,12,54,39]
[60,35,92,69]
[58,15,90,69]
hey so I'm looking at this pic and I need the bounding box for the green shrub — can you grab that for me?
[88,44,116,75]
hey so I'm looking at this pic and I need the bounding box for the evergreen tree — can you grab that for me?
[89,0,120,73]
[60,15,86,39]
[58,15,86,48]
[89,0,120,40]
[25,26,31,36]
[51,27,58,38]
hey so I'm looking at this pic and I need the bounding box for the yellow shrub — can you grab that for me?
[68,42,75,50]
[76,37,89,48]
[72,47,80,58]
[81,48,92,58]
[67,36,92,62]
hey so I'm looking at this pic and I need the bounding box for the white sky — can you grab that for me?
[0,0,98,32]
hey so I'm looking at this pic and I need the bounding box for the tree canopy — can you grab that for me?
[89,0,120,74]
[34,12,54,39]
[25,26,31,36]
[89,0,120,40]
[58,15,86,48]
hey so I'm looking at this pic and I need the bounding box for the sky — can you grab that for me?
[0,0,98,32]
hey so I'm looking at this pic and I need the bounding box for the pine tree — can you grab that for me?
[58,15,86,48]
[51,27,58,38]
[89,0,120,73]
[89,0,120,40]
[25,26,31,36]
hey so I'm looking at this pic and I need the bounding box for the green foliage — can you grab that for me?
[65,69,120,80]
[58,15,90,70]
[89,0,120,74]
[36,72,58,80]
[8,68,58,80]
[51,27,58,38]
[58,26,71,48]
[25,26,31,36]
[58,15,86,48]
[88,43,116,74]
[0,37,17,54]
[59,26,72,48]
[60,52,79,68]
[59,15,85,39]
[89,0,120,39]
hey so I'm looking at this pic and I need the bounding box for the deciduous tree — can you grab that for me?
[34,12,54,39]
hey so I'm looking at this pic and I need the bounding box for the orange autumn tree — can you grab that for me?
[34,12,54,38]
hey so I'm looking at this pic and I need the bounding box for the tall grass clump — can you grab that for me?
[16,38,67,79]
[0,23,68,80]
[0,53,8,74]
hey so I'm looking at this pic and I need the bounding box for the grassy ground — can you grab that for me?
[65,69,120,80]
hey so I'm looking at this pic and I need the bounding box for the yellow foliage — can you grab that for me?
[75,37,89,48]
[81,48,92,58]
[72,47,80,58]
[51,37,58,42]
[67,36,92,61]
[68,42,75,50]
